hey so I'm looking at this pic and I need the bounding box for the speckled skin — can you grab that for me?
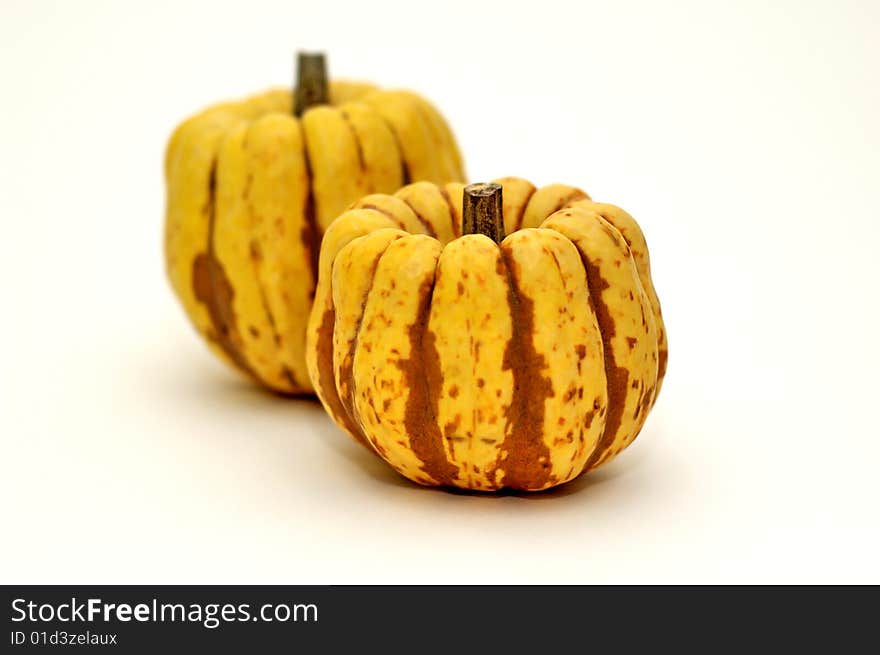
[164,82,465,394]
[305,177,668,491]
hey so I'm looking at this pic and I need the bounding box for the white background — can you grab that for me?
[2,0,878,584]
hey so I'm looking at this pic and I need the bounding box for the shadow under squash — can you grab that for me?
[317,416,655,500]
[159,342,666,501]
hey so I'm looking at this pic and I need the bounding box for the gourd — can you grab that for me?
[306,179,667,491]
[164,53,465,393]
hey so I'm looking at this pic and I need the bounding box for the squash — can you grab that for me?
[306,179,667,491]
[164,53,465,394]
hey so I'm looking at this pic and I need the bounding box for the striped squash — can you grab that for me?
[164,55,464,395]
[306,178,667,491]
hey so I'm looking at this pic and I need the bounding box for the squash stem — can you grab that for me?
[462,183,504,243]
[294,52,329,116]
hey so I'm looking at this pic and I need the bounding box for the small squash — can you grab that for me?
[165,53,465,394]
[306,179,667,491]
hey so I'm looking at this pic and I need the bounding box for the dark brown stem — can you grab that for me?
[462,183,504,243]
[293,52,329,116]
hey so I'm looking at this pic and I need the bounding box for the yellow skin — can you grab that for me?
[164,82,465,393]
[306,177,668,492]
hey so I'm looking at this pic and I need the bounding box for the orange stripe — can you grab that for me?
[313,305,367,445]
[191,159,259,382]
[512,186,537,233]
[493,249,555,490]
[299,127,320,299]
[338,110,366,172]
[356,204,407,230]
[398,264,459,485]
[337,239,401,448]
[580,253,629,470]
[554,189,590,213]
[400,197,438,239]
[438,184,461,238]
[658,347,668,388]
[374,114,411,184]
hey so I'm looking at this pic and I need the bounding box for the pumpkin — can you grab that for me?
[305,179,667,491]
[164,53,465,394]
